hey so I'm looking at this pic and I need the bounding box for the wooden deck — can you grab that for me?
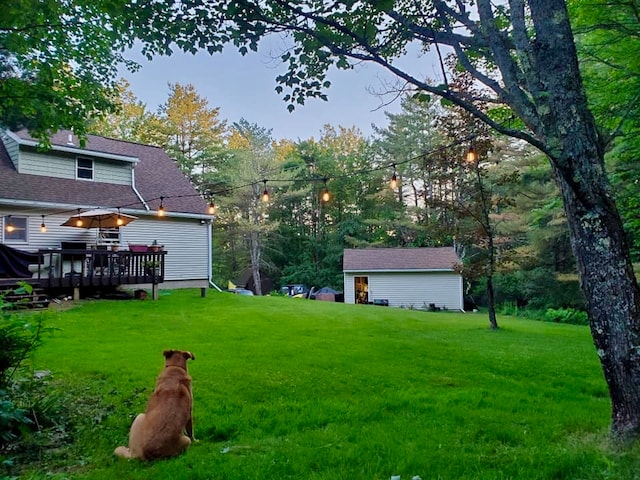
[0,248,166,298]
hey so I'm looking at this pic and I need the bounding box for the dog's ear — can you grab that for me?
[183,351,195,361]
[163,349,175,359]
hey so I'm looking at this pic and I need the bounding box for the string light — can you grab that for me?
[157,196,166,217]
[261,180,270,203]
[75,209,83,227]
[40,215,47,233]
[7,136,476,223]
[465,145,478,163]
[321,178,331,203]
[390,164,398,190]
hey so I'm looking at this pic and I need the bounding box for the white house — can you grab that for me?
[343,247,464,310]
[0,129,213,294]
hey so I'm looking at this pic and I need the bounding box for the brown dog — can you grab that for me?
[114,349,195,460]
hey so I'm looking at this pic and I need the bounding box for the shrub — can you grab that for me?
[474,268,586,311]
[0,284,56,457]
[543,308,589,326]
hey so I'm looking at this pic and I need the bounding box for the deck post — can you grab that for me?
[152,282,159,300]
[73,287,80,301]
[201,287,206,298]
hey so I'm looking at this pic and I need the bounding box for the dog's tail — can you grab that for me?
[114,446,132,458]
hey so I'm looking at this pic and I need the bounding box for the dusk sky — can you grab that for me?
[121,40,441,141]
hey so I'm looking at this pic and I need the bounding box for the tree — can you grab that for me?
[569,1,640,261]
[372,95,452,238]
[133,0,640,440]
[0,0,156,142]
[159,83,227,187]
[215,120,280,295]
[268,125,379,290]
[87,78,158,143]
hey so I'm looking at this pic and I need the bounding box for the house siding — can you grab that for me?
[2,134,19,168]
[19,150,75,178]
[120,216,210,282]
[18,149,132,185]
[0,207,210,286]
[344,271,463,310]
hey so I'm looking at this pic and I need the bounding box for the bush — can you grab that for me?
[543,308,589,326]
[474,268,586,311]
[0,284,57,457]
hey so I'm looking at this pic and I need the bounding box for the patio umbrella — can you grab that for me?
[61,209,137,229]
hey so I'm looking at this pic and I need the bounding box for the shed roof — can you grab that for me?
[0,129,208,216]
[343,247,460,272]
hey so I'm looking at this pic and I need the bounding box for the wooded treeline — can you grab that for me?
[89,63,630,315]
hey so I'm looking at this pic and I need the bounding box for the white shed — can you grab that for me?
[343,247,464,311]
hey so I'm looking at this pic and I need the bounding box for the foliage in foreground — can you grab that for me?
[0,283,63,471]
[8,289,640,479]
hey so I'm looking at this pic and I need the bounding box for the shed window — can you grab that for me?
[77,157,94,180]
[3,216,27,243]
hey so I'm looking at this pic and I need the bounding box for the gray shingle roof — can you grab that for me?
[343,247,460,271]
[0,129,208,216]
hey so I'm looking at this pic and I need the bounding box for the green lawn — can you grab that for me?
[15,289,640,479]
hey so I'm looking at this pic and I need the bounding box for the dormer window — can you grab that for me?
[77,157,93,180]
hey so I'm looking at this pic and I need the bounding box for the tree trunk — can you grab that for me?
[475,160,499,330]
[249,230,262,296]
[529,0,640,440]
[486,274,498,330]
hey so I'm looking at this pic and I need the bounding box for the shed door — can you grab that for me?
[354,276,369,304]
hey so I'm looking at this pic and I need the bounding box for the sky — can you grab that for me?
[121,41,441,142]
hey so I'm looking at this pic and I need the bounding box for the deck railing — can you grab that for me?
[34,248,166,289]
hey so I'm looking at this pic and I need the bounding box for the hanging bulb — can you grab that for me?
[321,178,331,202]
[116,208,124,226]
[465,145,478,163]
[73,209,83,227]
[40,215,47,233]
[208,202,216,215]
[389,164,398,189]
[157,196,166,217]
[261,180,270,203]
[390,171,398,190]
[6,216,14,233]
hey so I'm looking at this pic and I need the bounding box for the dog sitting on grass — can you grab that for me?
[115,349,195,460]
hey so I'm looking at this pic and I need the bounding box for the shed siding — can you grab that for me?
[18,150,131,185]
[344,271,463,310]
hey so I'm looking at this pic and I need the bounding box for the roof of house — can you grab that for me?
[343,247,460,272]
[0,129,208,216]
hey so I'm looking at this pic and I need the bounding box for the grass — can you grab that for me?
[12,289,640,479]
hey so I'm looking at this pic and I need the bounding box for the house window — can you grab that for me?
[98,227,120,247]
[76,157,94,180]
[3,216,27,243]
